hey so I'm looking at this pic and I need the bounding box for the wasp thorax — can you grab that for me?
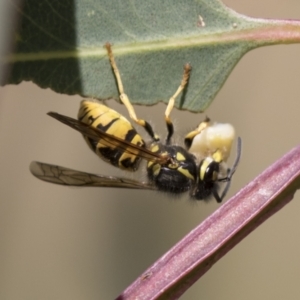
[167,162,179,169]
[147,143,197,193]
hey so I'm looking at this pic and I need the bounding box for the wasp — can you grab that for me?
[30,43,241,202]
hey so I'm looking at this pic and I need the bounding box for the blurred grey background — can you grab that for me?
[1,1,300,299]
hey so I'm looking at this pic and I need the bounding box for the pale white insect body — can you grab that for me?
[188,123,235,162]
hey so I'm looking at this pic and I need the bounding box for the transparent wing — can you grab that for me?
[30,161,156,190]
[48,112,169,164]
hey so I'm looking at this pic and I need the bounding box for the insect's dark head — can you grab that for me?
[191,158,221,202]
[191,137,242,203]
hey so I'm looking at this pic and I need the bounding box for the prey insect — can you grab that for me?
[30,43,242,202]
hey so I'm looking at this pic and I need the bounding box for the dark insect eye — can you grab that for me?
[205,161,220,181]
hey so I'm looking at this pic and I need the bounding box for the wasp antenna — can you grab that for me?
[228,137,242,179]
[218,137,242,202]
[212,188,222,203]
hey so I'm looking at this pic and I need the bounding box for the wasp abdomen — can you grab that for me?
[78,100,145,171]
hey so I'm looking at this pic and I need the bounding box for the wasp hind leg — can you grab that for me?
[105,43,159,142]
[165,63,191,144]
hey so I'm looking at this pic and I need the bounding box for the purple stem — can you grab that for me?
[116,145,300,300]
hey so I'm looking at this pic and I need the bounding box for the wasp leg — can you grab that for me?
[165,63,192,145]
[212,188,223,203]
[214,137,242,203]
[105,43,159,141]
[184,116,210,149]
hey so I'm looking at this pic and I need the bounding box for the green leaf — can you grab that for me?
[3,0,300,111]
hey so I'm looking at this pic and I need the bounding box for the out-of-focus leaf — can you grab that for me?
[0,0,22,85]
[2,0,300,111]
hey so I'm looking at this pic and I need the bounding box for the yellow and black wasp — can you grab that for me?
[30,43,241,202]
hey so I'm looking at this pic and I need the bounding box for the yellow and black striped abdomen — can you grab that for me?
[78,100,145,171]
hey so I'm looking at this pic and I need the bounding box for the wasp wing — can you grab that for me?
[48,112,169,164]
[30,161,156,190]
